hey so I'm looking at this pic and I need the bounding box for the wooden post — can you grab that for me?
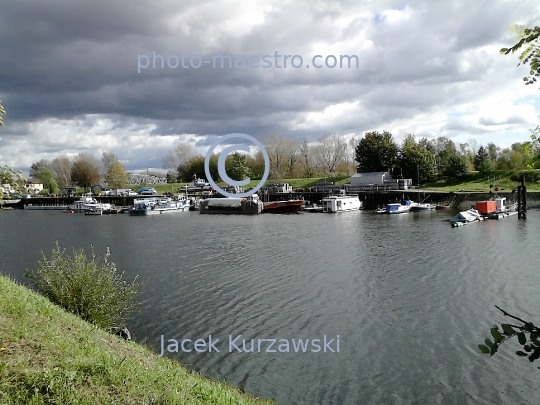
[518,174,527,219]
[522,173,527,219]
[517,186,522,218]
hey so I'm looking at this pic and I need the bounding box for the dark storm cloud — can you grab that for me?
[0,0,539,170]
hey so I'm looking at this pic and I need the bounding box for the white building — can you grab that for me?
[25,178,44,194]
[350,172,392,186]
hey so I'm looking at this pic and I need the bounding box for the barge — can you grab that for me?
[199,195,263,215]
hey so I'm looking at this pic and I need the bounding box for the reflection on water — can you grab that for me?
[2,209,540,404]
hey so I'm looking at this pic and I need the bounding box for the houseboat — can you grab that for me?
[321,194,362,213]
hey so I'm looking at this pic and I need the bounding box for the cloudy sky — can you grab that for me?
[1,0,539,173]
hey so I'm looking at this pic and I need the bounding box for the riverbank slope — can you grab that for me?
[0,274,273,405]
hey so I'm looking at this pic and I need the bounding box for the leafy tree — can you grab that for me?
[1,165,25,198]
[479,306,540,366]
[176,155,219,183]
[500,25,540,86]
[486,142,500,164]
[473,146,492,174]
[246,152,266,179]
[1,165,16,185]
[34,166,59,195]
[440,152,468,178]
[225,152,253,181]
[398,134,437,183]
[435,137,457,154]
[76,153,102,173]
[29,159,52,178]
[495,143,529,170]
[355,131,399,172]
[71,160,101,189]
[0,100,5,126]
[106,161,129,189]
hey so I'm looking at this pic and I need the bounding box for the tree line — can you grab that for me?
[165,131,540,184]
[24,152,129,194]
[6,131,538,196]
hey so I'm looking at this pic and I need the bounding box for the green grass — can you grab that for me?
[0,274,273,405]
[422,170,540,192]
[155,172,540,194]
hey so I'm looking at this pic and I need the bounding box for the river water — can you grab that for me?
[1,208,540,404]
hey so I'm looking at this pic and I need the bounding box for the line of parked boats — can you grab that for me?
[449,197,517,227]
[19,189,520,228]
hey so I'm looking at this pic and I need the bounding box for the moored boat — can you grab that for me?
[181,175,213,193]
[129,197,190,216]
[321,195,362,213]
[263,200,304,214]
[449,209,483,226]
[84,206,103,215]
[410,202,436,211]
[199,195,263,214]
[382,201,411,214]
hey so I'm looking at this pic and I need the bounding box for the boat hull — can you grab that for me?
[25,205,69,210]
[199,197,263,214]
[263,200,304,214]
[410,204,436,212]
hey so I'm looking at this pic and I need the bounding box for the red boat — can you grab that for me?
[262,200,304,214]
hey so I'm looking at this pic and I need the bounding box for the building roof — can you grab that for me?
[26,178,43,184]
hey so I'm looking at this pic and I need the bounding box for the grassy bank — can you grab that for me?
[422,170,540,192]
[0,274,273,405]
[136,171,540,195]
[153,176,351,194]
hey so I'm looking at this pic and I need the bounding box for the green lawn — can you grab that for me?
[0,274,273,405]
[421,170,540,192]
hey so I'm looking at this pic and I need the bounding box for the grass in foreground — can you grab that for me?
[0,274,273,405]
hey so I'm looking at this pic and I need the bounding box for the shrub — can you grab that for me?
[25,242,140,329]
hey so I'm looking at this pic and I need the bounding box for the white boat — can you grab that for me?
[449,209,483,226]
[84,206,103,215]
[148,198,190,214]
[83,198,112,214]
[410,202,436,211]
[181,175,213,193]
[66,197,114,214]
[321,195,362,212]
[129,197,190,216]
[383,202,411,214]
